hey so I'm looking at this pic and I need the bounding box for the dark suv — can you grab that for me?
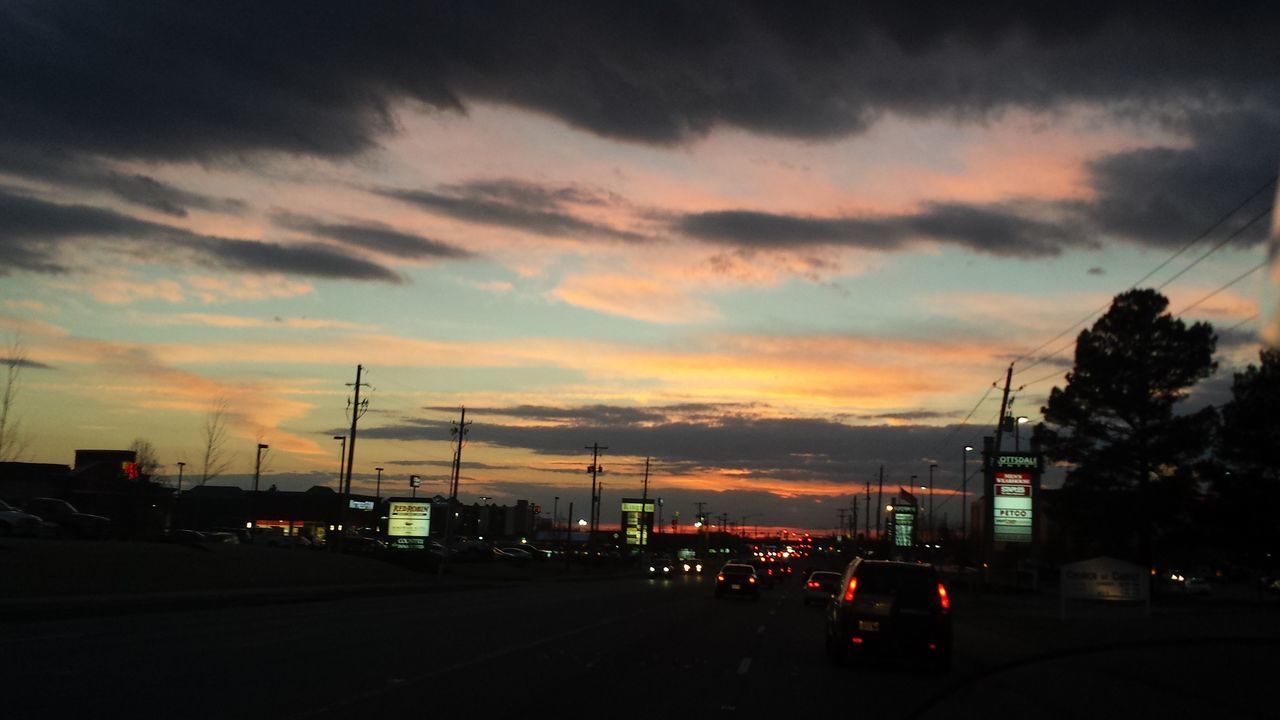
[824,559,952,671]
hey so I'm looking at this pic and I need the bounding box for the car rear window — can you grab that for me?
[854,564,939,609]
[721,565,754,575]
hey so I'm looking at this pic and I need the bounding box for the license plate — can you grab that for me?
[731,584,741,590]
[857,620,880,632]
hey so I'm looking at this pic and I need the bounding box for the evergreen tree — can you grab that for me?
[1034,289,1217,563]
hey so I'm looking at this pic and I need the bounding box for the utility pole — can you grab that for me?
[928,462,937,542]
[837,508,848,540]
[876,465,884,544]
[339,364,370,549]
[986,364,1015,571]
[640,457,650,550]
[851,497,858,542]
[449,407,471,500]
[585,443,607,542]
[865,480,871,539]
[374,466,384,500]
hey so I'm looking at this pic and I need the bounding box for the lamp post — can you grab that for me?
[962,445,973,559]
[375,466,384,500]
[176,461,186,496]
[553,496,559,536]
[333,436,346,489]
[253,443,268,493]
[1015,416,1029,451]
[409,474,420,498]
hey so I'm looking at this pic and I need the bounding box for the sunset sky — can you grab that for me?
[2,3,1277,534]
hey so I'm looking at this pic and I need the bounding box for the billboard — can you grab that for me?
[620,498,655,546]
[387,499,431,550]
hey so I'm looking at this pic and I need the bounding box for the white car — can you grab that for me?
[803,570,842,605]
[0,499,43,537]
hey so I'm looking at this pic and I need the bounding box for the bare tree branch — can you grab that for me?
[200,396,232,485]
[0,334,30,462]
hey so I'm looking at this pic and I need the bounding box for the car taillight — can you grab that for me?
[937,582,950,610]
[843,577,858,602]
[717,574,726,582]
[747,576,757,584]
[806,581,819,589]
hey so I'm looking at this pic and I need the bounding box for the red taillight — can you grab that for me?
[717,574,726,582]
[842,577,858,602]
[937,583,950,610]
[806,581,819,589]
[747,576,757,584]
[851,637,864,645]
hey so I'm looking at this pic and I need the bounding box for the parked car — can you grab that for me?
[824,559,952,672]
[497,543,551,560]
[23,497,112,539]
[715,563,761,600]
[803,570,842,606]
[0,498,43,537]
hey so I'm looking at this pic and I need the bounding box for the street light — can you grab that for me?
[962,445,974,557]
[253,443,269,493]
[409,474,421,498]
[333,436,346,490]
[175,461,186,496]
[1016,416,1029,451]
[375,466,384,500]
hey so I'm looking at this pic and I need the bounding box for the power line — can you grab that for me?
[1174,260,1268,316]
[1154,204,1273,292]
[1011,177,1276,378]
[926,176,1275,464]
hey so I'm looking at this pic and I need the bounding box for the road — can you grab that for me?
[2,571,1277,718]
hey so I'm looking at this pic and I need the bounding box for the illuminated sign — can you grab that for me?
[892,503,916,548]
[996,454,1040,469]
[387,500,431,540]
[993,468,1035,543]
[349,500,375,510]
[620,498,655,546]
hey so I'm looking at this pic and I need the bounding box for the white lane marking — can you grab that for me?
[737,657,752,675]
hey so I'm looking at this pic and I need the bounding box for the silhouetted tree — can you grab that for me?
[200,397,232,485]
[1213,349,1280,561]
[0,335,30,462]
[129,438,163,481]
[1034,289,1218,564]
[1219,348,1280,481]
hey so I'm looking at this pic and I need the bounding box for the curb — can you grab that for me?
[0,579,491,622]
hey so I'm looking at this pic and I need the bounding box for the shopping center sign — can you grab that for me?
[992,453,1041,544]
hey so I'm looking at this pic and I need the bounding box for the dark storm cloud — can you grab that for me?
[271,211,472,260]
[680,202,1091,257]
[0,189,401,281]
[6,3,1275,156]
[3,2,1277,255]
[359,404,977,488]
[422,402,766,426]
[1079,109,1280,248]
[380,179,645,243]
[0,143,246,218]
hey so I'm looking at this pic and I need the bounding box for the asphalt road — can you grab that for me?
[2,572,1277,718]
